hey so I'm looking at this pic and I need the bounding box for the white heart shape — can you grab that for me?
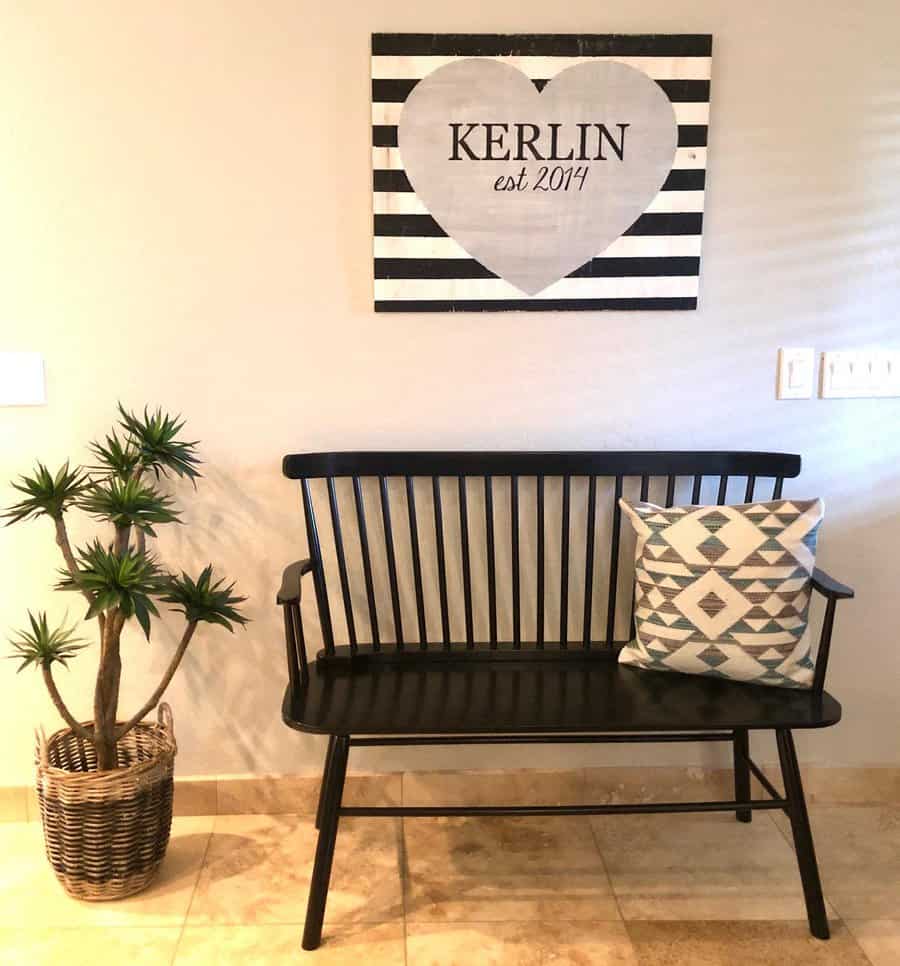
[399,59,678,295]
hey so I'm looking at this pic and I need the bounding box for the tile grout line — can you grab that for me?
[762,800,859,929]
[399,772,409,966]
[583,770,628,929]
[843,919,884,966]
[170,814,217,963]
[586,809,643,962]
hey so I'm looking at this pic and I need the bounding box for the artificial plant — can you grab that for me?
[5,405,247,771]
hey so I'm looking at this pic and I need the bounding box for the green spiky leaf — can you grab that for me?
[56,540,163,638]
[8,611,88,672]
[3,461,89,524]
[77,477,180,535]
[117,404,202,481]
[88,430,141,480]
[162,566,248,631]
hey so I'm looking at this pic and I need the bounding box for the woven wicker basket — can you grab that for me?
[35,703,177,901]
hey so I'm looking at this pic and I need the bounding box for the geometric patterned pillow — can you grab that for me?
[618,498,825,689]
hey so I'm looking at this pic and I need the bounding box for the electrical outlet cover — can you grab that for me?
[0,352,46,406]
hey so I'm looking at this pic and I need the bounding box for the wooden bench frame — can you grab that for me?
[277,452,854,950]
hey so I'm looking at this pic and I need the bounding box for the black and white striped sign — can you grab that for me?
[372,33,712,312]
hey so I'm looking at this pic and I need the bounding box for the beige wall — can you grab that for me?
[2,1,899,785]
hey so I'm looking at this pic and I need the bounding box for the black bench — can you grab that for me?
[277,451,853,950]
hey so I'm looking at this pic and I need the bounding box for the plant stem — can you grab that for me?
[93,609,125,770]
[116,621,197,741]
[114,522,130,556]
[54,516,106,634]
[41,665,93,742]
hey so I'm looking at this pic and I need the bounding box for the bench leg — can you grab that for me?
[733,728,751,823]
[302,734,349,951]
[315,736,337,830]
[776,728,829,940]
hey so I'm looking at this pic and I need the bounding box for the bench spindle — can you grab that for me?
[458,476,475,648]
[405,476,428,648]
[582,475,597,646]
[745,475,757,502]
[560,475,571,646]
[665,473,676,507]
[640,474,650,501]
[353,476,380,650]
[302,478,335,653]
[379,476,404,648]
[629,473,652,639]
[536,474,545,648]
[717,475,729,505]
[605,475,624,645]
[283,605,301,692]
[485,475,497,648]
[511,475,521,648]
[432,476,451,647]
[691,474,702,503]
[327,477,357,651]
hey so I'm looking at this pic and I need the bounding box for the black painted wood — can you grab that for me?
[405,476,427,647]
[379,476,404,648]
[458,476,474,648]
[605,476,623,646]
[560,475,571,647]
[301,479,334,653]
[287,453,807,654]
[485,475,497,648]
[717,475,729,505]
[582,475,597,646]
[745,475,757,503]
[327,478,357,651]
[432,476,451,646]
[511,475,521,648]
[282,451,849,948]
[777,728,830,939]
[353,476,380,650]
[282,660,842,736]
[665,474,676,507]
[536,474,545,648]
[284,451,801,480]
[691,474,702,503]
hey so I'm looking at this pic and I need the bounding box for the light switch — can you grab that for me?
[0,352,46,406]
[874,350,900,397]
[777,347,814,399]
[820,349,900,398]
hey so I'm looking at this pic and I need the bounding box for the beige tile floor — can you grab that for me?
[0,804,896,964]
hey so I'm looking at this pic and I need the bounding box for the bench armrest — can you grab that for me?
[811,568,855,601]
[277,558,314,605]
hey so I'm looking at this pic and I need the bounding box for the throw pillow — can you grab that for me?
[619,497,825,689]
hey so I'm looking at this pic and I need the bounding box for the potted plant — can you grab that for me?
[4,404,246,900]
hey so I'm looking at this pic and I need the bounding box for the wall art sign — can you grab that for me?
[372,33,712,312]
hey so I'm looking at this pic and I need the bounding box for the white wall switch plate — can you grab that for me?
[0,352,46,406]
[820,348,900,398]
[873,350,900,397]
[777,347,815,399]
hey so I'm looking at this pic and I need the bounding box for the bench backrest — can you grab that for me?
[282,452,801,657]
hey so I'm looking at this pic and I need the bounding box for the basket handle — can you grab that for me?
[157,701,175,745]
[35,726,48,768]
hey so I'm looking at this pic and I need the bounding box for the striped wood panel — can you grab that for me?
[372,33,712,312]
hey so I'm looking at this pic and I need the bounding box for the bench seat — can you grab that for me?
[282,655,841,736]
